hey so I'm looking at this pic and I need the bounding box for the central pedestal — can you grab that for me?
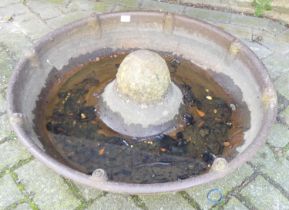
[98,50,183,137]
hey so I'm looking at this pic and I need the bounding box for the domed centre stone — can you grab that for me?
[99,50,183,137]
[116,50,171,104]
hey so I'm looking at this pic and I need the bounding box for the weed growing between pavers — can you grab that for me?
[252,0,272,17]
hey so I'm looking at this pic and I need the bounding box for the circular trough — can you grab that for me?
[7,11,277,194]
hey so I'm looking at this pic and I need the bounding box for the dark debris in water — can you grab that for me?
[180,84,196,104]
[202,151,216,165]
[183,113,195,126]
[38,53,243,184]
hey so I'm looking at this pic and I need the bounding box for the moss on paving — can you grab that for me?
[178,191,202,210]
[130,195,149,210]
[10,171,39,210]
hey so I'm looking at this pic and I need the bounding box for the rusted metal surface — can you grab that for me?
[7,11,277,194]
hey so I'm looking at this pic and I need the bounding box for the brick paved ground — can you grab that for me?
[170,0,289,24]
[1,0,289,209]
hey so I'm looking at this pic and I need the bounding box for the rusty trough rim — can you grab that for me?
[7,11,277,194]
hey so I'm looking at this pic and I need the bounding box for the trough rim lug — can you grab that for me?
[90,168,108,182]
[9,112,25,126]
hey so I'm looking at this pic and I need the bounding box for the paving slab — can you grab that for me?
[274,71,289,100]
[75,183,104,201]
[279,105,289,126]
[14,203,32,210]
[267,123,289,148]
[184,6,231,24]
[241,39,272,59]
[0,174,23,209]
[241,176,289,210]
[224,197,248,210]
[0,44,14,89]
[88,194,141,210]
[0,88,7,115]
[12,13,51,41]
[0,0,19,7]
[15,160,80,210]
[140,0,185,13]
[0,136,31,171]
[263,52,289,80]
[26,0,63,20]
[47,11,94,29]
[185,164,253,209]
[0,3,30,17]
[250,146,289,194]
[140,193,196,210]
[0,114,15,143]
[0,24,33,60]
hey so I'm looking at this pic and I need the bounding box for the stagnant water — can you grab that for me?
[34,50,249,184]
